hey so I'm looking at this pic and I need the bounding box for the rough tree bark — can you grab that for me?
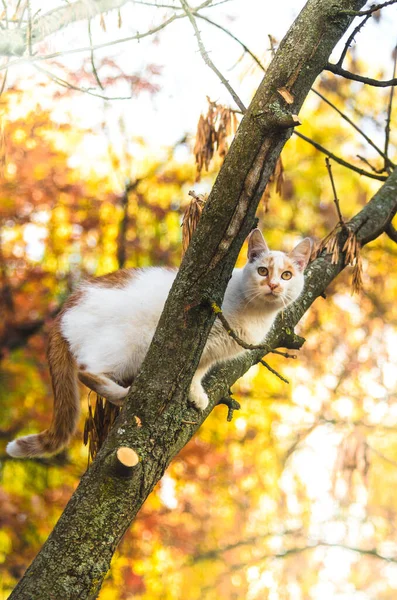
[11,1,397,598]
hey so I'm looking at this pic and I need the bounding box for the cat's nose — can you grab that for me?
[268,282,278,290]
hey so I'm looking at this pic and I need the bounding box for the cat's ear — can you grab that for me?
[289,238,313,271]
[247,229,269,262]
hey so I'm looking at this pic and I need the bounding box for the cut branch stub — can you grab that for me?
[112,447,140,478]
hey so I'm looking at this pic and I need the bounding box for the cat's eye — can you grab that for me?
[281,271,292,280]
[257,267,268,277]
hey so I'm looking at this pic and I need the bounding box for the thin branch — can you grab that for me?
[16,0,27,28]
[26,0,33,56]
[198,539,397,596]
[320,416,397,432]
[210,302,290,382]
[325,157,348,231]
[341,0,397,16]
[88,19,104,90]
[179,0,246,113]
[356,154,387,173]
[270,349,297,359]
[195,13,266,72]
[33,64,132,100]
[0,0,135,56]
[283,421,319,462]
[336,13,372,67]
[326,62,397,87]
[1,0,8,28]
[0,64,8,96]
[210,301,271,352]
[190,527,303,564]
[312,88,394,168]
[0,0,214,74]
[260,359,289,384]
[294,131,387,181]
[384,46,397,171]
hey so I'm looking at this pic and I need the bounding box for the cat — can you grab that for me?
[6,229,312,458]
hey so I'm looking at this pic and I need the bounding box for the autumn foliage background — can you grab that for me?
[1,2,397,599]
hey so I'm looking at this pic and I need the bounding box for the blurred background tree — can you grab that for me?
[1,1,397,599]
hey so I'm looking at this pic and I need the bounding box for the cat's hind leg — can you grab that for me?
[78,371,130,406]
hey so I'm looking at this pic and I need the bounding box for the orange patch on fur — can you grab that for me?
[91,268,135,289]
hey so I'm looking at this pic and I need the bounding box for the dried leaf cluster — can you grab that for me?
[318,226,363,293]
[84,394,121,464]
[193,98,238,181]
[181,190,208,257]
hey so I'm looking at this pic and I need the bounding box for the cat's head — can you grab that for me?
[242,229,312,311]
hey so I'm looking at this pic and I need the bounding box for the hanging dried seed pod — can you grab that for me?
[84,393,121,465]
[342,229,363,294]
[193,98,239,181]
[181,191,207,257]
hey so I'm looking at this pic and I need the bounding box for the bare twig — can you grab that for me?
[326,62,397,87]
[325,157,348,231]
[294,131,387,181]
[312,88,394,169]
[88,19,104,90]
[336,13,372,67]
[0,0,215,75]
[341,0,397,16]
[1,0,8,28]
[26,0,33,56]
[33,64,132,100]
[356,154,387,173]
[260,359,289,384]
[195,13,266,72]
[384,46,397,171]
[0,64,8,96]
[270,349,297,359]
[210,301,271,352]
[179,0,246,113]
[209,303,290,383]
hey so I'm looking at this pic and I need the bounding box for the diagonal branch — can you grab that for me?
[312,88,394,169]
[195,13,266,71]
[326,62,397,87]
[336,12,372,67]
[179,0,246,112]
[0,0,135,56]
[341,0,397,15]
[0,0,215,74]
[384,46,397,171]
[293,131,387,181]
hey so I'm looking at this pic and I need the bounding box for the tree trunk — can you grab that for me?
[11,1,389,598]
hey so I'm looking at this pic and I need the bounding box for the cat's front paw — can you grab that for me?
[189,388,209,411]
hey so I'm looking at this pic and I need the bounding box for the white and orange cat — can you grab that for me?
[6,229,312,458]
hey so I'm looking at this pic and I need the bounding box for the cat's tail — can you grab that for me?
[6,318,80,458]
